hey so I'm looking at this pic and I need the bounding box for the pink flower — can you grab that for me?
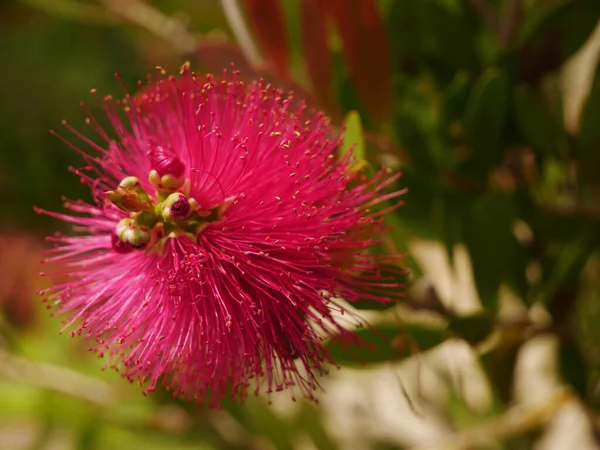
[37,65,405,406]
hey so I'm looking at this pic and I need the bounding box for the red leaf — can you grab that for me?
[193,40,320,115]
[300,0,334,109]
[195,40,258,78]
[244,0,290,78]
[329,0,393,119]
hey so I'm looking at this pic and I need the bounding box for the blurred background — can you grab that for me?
[1,0,600,449]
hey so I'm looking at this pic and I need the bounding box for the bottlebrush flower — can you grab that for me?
[37,64,405,406]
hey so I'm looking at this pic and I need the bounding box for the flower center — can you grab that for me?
[105,173,226,253]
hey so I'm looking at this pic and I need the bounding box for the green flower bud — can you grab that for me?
[134,210,158,229]
[160,174,185,190]
[162,193,191,222]
[119,176,141,189]
[188,197,199,211]
[122,226,151,249]
[149,170,161,187]
[105,187,149,212]
[116,218,133,240]
[149,169,185,191]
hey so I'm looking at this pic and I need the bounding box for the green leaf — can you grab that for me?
[480,333,523,404]
[349,299,399,312]
[559,341,587,399]
[350,264,407,311]
[247,402,294,450]
[340,110,366,163]
[326,324,447,367]
[427,1,479,72]
[514,85,565,156]
[18,0,115,24]
[538,227,596,304]
[394,76,441,172]
[387,0,433,65]
[334,56,372,127]
[350,299,397,311]
[385,207,423,278]
[295,404,339,450]
[518,0,600,83]
[388,0,479,73]
[463,69,510,175]
[76,416,101,450]
[505,234,530,303]
[223,399,294,450]
[578,64,600,182]
[448,314,494,345]
[278,0,308,85]
[444,70,471,124]
[432,191,471,264]
[464,192,516,311]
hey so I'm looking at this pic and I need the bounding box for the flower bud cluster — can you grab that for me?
[105,176,152,213]
[106,166,228,254]
[148,146,186,191]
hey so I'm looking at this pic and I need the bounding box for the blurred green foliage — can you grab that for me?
[1,0,600,449]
